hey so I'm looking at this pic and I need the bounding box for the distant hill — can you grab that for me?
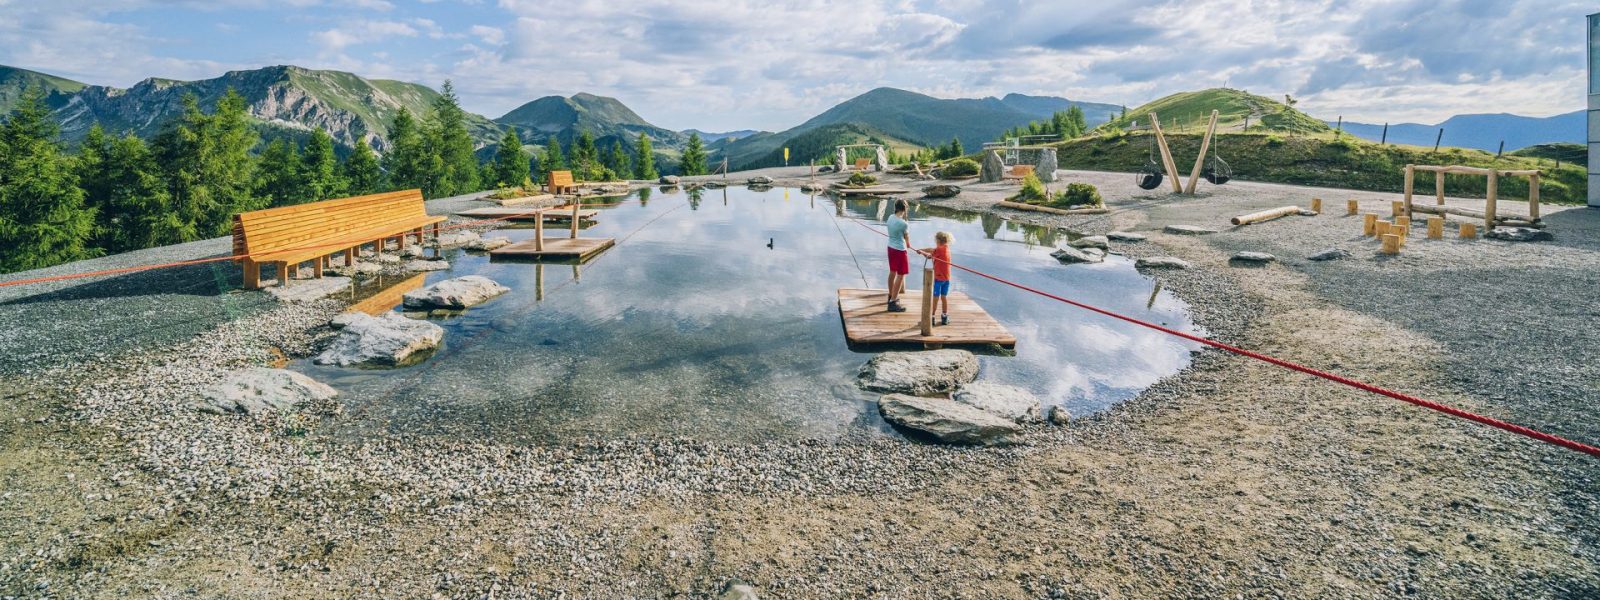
[0,65,86,115]
[716,87,1121,170]
[495,93,685,148]
[1336,111,1583,152]
[1099,88,1331,135]
[998,93,1120,126]
[36,64,501,152]
[1509,142,1586,167]
[682,129,761,142]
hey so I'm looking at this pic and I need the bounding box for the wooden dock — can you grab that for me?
[837,288,1015,349]
[491,237,614,261]
[833,186,910,196]
[456,206,599,222]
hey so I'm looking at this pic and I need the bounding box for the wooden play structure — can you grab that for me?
[232,189,445,289]
[490,201,614,261]
[1401,164,1543,229]
[546,170,577,194]
[835,144,889,172]
[1135,110,1231,193]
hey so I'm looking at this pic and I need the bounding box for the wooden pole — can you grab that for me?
[535,263,544,301]
[1402,164,1414,218]
[1311,198,1322,213]
[1231,205,1304,226]
[1460,222,1478,239]
[1484,169,1498,231]
[1184,110,1219,194]
[1363,213,1378,236]
[1347,199,1359,216]
[1435,171,1445,206]
[534,209,545,251]
[1427,216,1443,239]
[570,202,580,239]
[1528,173,1541,221]
[920,266,934,337]
[1148,113,1183,193]
[1380,233,1401,255]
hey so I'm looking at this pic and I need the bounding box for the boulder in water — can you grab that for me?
[402,275,510,310]
[858,350,979,395]
[952,382,1042,423]
[314,313,443,368]
[195,368,338,416]
[659,175,680,185]
[1068,235,1109,250]
[746,175,774,185]
[878,394,1020,446]
[465,236,511,251]
[405,259,450,272]
[922,184,962,199]
[1051,246,1104,264]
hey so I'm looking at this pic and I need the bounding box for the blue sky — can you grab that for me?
[0,0,1591,132]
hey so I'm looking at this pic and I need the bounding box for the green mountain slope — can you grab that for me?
[495,92,685,149]
[1509,142,1586,167]
[1098,88,1331,135]
[0,65,87,116]
[46,65,499,150]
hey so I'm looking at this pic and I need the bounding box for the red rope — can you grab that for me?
[849,216,1600,457]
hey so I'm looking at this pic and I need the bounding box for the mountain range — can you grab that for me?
[1335,112,1584,153]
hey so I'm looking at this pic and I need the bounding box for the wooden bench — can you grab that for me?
[232,189,445,289]
[547,170,576,194]
[1009,165,1035,178]
[854,158,872,171]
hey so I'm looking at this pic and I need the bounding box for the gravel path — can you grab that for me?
[2,173,1597,598]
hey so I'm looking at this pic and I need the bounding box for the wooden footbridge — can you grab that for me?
[837,288,1015,349]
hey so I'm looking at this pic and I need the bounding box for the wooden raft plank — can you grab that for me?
[837,288,1016,348]
[456,207,600,221]
[490,237,615,261]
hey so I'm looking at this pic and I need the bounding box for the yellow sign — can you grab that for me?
[783,147,790,162]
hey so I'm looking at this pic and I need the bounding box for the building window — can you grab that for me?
[1592,14,1600,94]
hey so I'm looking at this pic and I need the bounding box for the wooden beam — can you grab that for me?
[1148,113,1183,193]
[1485,168,1498,231]
[1231,205,1303,226]
[1184,110,1219,194]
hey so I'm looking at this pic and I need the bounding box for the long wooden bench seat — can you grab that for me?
[232,189,445,289]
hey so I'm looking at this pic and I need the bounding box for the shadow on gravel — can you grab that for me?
[0,260,242,306]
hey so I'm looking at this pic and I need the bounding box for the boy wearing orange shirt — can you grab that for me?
[922,231,953,326]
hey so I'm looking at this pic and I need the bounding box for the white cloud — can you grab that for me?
[310,19,419,52]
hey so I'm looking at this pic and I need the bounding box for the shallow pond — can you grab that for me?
[295,185,1203,443]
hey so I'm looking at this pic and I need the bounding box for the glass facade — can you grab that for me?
[1592,14,1600,94]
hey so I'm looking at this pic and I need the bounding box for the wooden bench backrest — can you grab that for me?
[854,158,871,170]
[1011,165,1035,177]
[547,170,574,191]
[232,189,428,256]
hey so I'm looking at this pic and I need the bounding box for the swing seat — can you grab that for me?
[1203,156,1233,185]
[1136,163,1164,190]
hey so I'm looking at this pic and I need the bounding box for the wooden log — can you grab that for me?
[570,203,580,239]
[1528,173,1540,221]
[995,201,1110,215]
[1231,205,1303,226]
[1347,199,1359,215]
[1434,171,1445,206]
[1427,216,1443,239]
[1484,169,1497,231]
[1148,113,1183,193]
[1460,222,1478,239]
[1311,198,1322,213]
[1363,213,1377,236]
[1411,165,1540,177]
[534,211,544,251]
[920,267,935,337]
[1402,164,1414,217]
[1184,110,1219,194]
[1380,233,1401,255]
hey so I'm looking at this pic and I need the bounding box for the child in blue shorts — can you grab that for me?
[922,231,953,325]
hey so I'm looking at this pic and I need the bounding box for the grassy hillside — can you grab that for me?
[1509,143,1586,167]
[1055,131,1586,204]
[0,65,86,115]
[1099,88,1331,135]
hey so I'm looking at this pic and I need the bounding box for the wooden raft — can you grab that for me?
[837,288,1016,349]
[455,206,600,222]
[491,237,614,260]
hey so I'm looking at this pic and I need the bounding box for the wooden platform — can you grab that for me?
[456,206,599,222]
[490,237,614,261]
[838,288,1016,349]
[833,186,910,196]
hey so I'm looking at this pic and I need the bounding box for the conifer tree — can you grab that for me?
[343,138,383,195]
[679,132,707,176]
[254,138,301,206]
[604,139,630,180]
[384,108,429,192]
[152,89,260,239]
[77,126,178,253]
[300,128,346,201]
[0,87,95,272]
[572,129,599,180]
[492,128,530,188]
[633,132,657,180]
[424,80,479,197]
[541,136,566,180]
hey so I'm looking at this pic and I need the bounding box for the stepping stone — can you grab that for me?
[402,275,510,310]
[1486,227,1553,242]
[405,260,450,272]
[195,368,337,416]
[1163,225,1218,235]
[314,313,443,368]
[1135,256,1191,270]
[952,382,1042,423]
[1107,231,1147,242]
[1068,235,1109,250]
[1307,248,1351,261]
[878,394,1019,446]
[857,350,979,395]
[1051,246,1104,264]
[1230,251,1276,263]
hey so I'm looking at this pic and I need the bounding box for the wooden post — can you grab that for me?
[1434,171,1445,206]
[1184,110,1219,194]
[535,263,544,301]
[1402,164,1414,218]
[1363,213,1378,236]
[276,262,290,287]
[1311,198,1322,214]
[920,266,934,337]
[1347,199,1359,216]
[1460,222,1478,239]
[242,259,260,290]
[570,202,580,239]
[1391,200,1404,218]
[534,209,545,251]
[1148,113,1183,193]
[1380,233,1401,255]
[1393,217,1408,247]
[1395,215,1411,230]
[1528,173,1540,221]
[1375,220,1391,238]
[312,257,324,279]
[344,247,355,267]
[1484,169,1498,230]
[1427,216,1443,239]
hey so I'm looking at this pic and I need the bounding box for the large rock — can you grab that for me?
[1107,231,1147,242]
[405,259,450,272]
[263,276,352,303]
[1047,405,1071,426]
[1163,225,1218,235]
[465,236,511,251]
[1486,227,1553,242]
[747,175,774,185]
[952,382,1042,423]
[435,230,482,248]
[922,184,962,199]
[858,350,979,395]
[1135,256,1192,270]
[1307,248,1351,261]
[1036,148,1058,183]
[402,275,509,309]
[1068,235,1109,250]
[878,394,1019,446]
[1230,251,1276,264]
[196,368,337,416]
[979,150,1004,183]
[659,175,680,185]
[314,313,444,368]
[1051,246,1104,264]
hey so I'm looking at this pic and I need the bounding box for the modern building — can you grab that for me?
[1590,13,1599,206]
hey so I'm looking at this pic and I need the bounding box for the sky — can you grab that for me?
[0,0,1591,132]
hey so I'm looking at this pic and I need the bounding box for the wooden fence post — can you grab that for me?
[1402,164,1415,218]
[920,267,935,337]
[1427,216,1443,239]
[1484,169,1498,230]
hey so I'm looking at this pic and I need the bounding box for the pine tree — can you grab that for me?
[492,128,530,188]
[541,136,566,180]
[152,89,261,239]
[679,132,707,176]
[633,132,657,180]
[208,89,262,232]
[300,128,345,201]
[424,80,479,198]
[0,87,95,272]
[254,138,301,207]
[77,127,179,253]
[343,138,383,195]
[604,140,629,180]
[571,130,599,180]
[1065,106,1087,138]
[948,138,963,159]
[384,108,429,192]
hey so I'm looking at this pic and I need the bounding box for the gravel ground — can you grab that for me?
[2,172,1597,598]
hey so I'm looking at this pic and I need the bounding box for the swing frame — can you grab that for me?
[1144,109,1224,195]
